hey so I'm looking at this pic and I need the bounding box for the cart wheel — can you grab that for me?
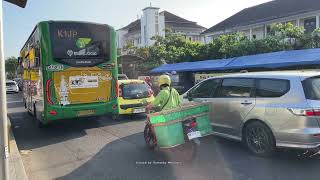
[144,123,157,149]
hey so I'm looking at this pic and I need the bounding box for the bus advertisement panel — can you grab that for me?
[20,21,118,126]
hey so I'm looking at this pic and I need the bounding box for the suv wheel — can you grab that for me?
[244,121,276,157]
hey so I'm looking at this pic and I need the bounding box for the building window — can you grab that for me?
[144,26,147,44]
[266,25,275,36]
[155,24,159,35]
[155,15,159,24]
[304,17,316,34]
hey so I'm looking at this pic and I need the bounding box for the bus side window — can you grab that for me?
[34,47,40,67]
[17,57,24,75]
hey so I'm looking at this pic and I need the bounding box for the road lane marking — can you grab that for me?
[7,100,23,104]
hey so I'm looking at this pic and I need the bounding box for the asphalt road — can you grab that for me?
[7,92,320,180]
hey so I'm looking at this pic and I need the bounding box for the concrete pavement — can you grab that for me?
[8,118,28,180]
[7,92,320,180]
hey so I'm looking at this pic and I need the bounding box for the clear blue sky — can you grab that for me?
[3,0,269,58]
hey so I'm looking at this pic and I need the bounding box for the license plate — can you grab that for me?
[77,110,95,117]
[133,108,146,113]
[187,131,202,140]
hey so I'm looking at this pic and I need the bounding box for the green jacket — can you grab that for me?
[152,87,181,111]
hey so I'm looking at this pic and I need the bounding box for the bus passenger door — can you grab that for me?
[27,68,33,113]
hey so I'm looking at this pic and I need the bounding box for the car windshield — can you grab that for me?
[122,83,149,99]
[6,82,16,86]
[303,77,320,100]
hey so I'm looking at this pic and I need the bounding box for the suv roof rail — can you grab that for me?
[240,70,248,73]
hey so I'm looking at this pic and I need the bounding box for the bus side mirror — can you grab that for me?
[17,57,24,74]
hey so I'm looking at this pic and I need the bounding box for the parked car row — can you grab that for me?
[182,71,320,156]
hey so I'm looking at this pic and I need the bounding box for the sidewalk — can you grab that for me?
[8,119,28,180]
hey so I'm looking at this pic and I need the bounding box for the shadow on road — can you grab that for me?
[210,137,320,180]
[58,133,320,180]
[9,109,145,151]
[57,131,205,180]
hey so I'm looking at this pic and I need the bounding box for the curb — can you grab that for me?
[8,117,28,180]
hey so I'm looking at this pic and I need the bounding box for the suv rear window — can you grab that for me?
[303,77,320,100]
[6,82,16,86]
[256,79,290,98]
[122,83,150,99]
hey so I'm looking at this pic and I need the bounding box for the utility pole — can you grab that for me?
[0,1,27,179]
[0,1,9,179]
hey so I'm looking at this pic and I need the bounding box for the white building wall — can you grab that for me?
[141,7,165,47]
[116,29,128,49]
[159,14,165,37]
[252,27,264,39]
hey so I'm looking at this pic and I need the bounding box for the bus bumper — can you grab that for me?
[44,101,118,122]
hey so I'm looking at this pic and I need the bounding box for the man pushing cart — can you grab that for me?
[144,75,213,149]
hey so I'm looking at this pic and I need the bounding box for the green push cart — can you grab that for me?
[143,102,213,149]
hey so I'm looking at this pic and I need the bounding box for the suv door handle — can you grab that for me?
[241,102,252,105]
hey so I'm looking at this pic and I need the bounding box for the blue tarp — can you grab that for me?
[150,48,320,74]
[150,58,235,73]
[225,48,320,70]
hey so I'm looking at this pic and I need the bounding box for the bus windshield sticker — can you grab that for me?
[76,38,92,48]
[69,76,99,89]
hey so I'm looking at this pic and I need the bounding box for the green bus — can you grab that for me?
[19,21,118,127]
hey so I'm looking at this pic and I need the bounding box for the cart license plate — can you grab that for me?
[77,110,95,117]
[133,108,146,113]
[187,131,202,140]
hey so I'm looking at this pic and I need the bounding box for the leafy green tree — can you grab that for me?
[270,22,305,49]
[5,56,18,79]
[302,28,320,48]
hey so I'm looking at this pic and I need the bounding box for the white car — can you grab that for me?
[6,80,19,93]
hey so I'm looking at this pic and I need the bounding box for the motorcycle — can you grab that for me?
[182,118,201,146]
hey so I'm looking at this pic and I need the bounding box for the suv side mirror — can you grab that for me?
[187,92,193,101]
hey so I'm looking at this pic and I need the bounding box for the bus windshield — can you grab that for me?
[49,22,110,66]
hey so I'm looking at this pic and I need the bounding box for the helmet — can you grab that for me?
[158,75,171,87]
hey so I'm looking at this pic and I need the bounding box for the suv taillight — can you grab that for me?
[288,108,320,116]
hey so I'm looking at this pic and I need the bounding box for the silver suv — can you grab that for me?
[183,71,320,156]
